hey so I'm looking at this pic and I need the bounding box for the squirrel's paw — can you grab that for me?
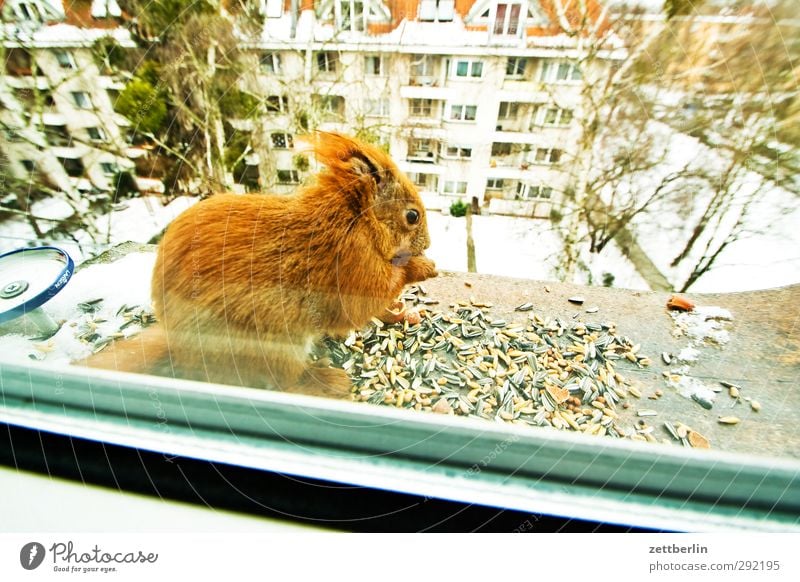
[405,255,438,284]
[289,365,353,399]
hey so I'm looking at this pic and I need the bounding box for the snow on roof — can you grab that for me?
[26,22,134,47]
[258,10,617,55]
[30,196,76,221]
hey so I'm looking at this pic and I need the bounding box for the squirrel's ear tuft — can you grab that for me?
[350,151,382,185]
[310,132,383,184]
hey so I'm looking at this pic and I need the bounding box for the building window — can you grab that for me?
[59,157,85,178]
[45,124,72,147]
[271,132,293,149]
[266,95,289,113]
[486,178,504,190]
[494,3,522,36]
[53,50,76,69]
[4,128,23,142]
[517,183,553,200]
[453,59,483,79]
[419,0,455,22]
[491,142,513,156]
[448,104,477,122]
[313,94,345,119]
[443,145,472,159]
[14,2,42,21]
[365,55,384,75]
[539,60,582,83]
[365,98,389,117]
[442,180,467,196]
[316,51,339,74]
[235,164,260,191]
[5,48,34,76]
[407,139,437,162]
[338,0,366,32]
[260,52,281,74]
[409,55,436,85]
[534,106,573,127]
[498,102,519,120]
[71,91,93,109]
[410,172,438,191]
[277,169,300,184]
[533,148,562,164]
[99,162,118,176]
[506,57,527,77]
[409,98,435,117]
[86,127,107,142]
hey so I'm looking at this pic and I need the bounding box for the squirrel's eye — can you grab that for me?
[406,209,420,225]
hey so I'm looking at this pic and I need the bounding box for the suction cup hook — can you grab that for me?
[0,246,75,338]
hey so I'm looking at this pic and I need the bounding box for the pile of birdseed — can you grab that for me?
[322,285,658,441]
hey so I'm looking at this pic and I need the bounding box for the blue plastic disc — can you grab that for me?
[0,246,74,324]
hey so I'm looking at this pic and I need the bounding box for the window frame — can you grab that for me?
[86,126,107,142]
[336,0,366,32]
[532,147,562,165]
[493,2,523,37]
[452,58,484,79]
[506,56,527,78]
[442,180,468,196]
[276,169,300,184]
[316,51,339,74]
[517,182,553,200]
[443,145,472,159]
[266,95,289,113]
[486,178,504,190]
[270,132,294,149]
[0,321,796,532]
[53,49,76,70]
[409,98,435,118]
[364,55,384,76]
[448,104,477,122]
[364,98,390,118]
[99,162,118,176]
[539,60,583,83]
[260,52,282,74]
[498,101,520,120]
[70,91,93,110]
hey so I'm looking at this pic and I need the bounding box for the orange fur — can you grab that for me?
[83,133,437,398]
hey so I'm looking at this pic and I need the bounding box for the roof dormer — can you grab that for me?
[2,0,63,24]
[316,0,391,33]
[465,0,549,37]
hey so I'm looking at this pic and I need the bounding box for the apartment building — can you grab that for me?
[0,0,144,211]
[0,0,618,220]
[254,0,616,217]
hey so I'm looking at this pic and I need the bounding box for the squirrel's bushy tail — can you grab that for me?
[78,326,170,375]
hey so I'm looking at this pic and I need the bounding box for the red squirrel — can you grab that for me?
[81,132,437,397]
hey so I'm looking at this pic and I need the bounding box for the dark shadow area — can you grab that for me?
[0,423,657,533]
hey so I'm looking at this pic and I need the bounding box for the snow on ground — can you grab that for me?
[0,196,197,264]
[613,121,800,292]
[426,212,649,290]
[29,197,81,221]
[0,251,156,366]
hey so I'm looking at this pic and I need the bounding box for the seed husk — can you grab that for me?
[688,430,710,449]
[718,416,741,425]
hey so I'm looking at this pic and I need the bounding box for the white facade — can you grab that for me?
[0,1,621,219]
[0,0,137,209]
